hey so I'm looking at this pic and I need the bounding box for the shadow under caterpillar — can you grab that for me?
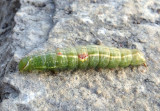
[19,45,146,72]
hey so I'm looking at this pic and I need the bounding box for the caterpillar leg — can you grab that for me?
[50,70,59,76]
[95,67,103,73]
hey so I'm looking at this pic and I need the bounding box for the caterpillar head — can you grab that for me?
[131,49,146,66]
[18,57,32,72]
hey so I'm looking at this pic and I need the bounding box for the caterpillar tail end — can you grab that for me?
[131,49,146,66]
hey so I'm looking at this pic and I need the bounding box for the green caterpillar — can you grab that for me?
[18,45,146,72]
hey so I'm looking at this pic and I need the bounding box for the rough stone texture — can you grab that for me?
[0,0,160,111]
[0,0,20,79]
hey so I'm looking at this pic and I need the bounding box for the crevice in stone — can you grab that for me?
[155,20,160,25]
[0,0,21,79]
[0,82,20,103]
[131,16,160,25]
[17,104,32,111]
[45,0,56,42]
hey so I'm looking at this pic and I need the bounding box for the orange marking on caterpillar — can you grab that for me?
[143,63,147,67]
[58,52,62,55]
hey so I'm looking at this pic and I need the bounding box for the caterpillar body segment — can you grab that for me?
[107,48,121,68]
[56,48,68,70]
[77,46,89,69]
[18,45,146,72]
[97,46,110,68]
[65,47,78,70]
[119,49,132,67]
[87,45,99,69]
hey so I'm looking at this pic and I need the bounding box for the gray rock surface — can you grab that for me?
[0,0,20,79]
[0,0,160,111]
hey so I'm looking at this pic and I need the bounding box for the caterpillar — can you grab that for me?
[18,45,146,72]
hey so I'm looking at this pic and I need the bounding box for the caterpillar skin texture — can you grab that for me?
[19,45,146,72]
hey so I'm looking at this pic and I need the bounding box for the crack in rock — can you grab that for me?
[0,0,20,79]
[0,83,20,103]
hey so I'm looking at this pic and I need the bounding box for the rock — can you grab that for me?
[0,0,160,111]
[0,0,20,79]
